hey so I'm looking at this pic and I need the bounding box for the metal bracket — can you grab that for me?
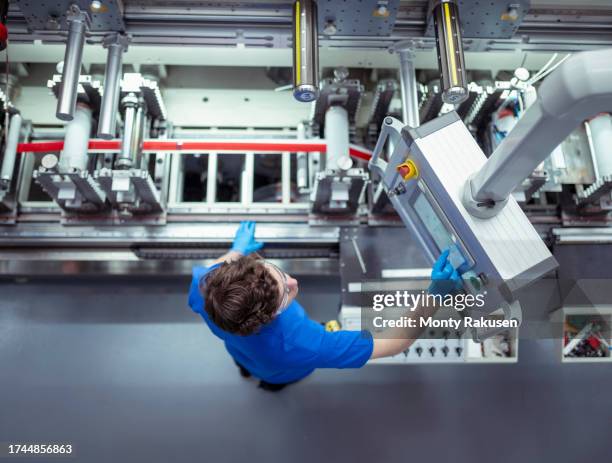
[121,73,167,121]
[462,172,509,219]
[65,3,91,30]
[367,79,398,139]
[575,175,612,209]
[95,168,164,214]
[310,168,369,216]
[34,168,108,213]
[312,77,364,130]
[102,32,130,50]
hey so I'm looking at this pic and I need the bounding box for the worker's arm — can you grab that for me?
[211,221,263,265]
[370,249,460,359]
[369,305,438,359]
[299,251,458,369]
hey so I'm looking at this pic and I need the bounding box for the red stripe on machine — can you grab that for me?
[16,139,372,161]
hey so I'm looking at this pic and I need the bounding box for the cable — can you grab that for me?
[528,53,558,83]
[527,54,571,86]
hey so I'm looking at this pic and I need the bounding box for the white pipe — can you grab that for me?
[59,103,92,172]
[0,113,23,188]
[324,106,351,171]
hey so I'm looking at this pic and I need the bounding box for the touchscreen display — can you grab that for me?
[413,192,454,252]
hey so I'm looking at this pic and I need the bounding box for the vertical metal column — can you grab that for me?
[292,0,319,102]
[168,148,183,203]
[241,153,255,205]
[281,128,292,203]
[0,112,22,190]
[397,47,420,127]
[206,153,218,204]
[59,103,92,172]
[56,5,90,121]
[432,0,467,105]
[98,34,129,139]
[282,152,291,204]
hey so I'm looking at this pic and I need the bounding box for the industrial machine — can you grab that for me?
[2,0,612,358]
[369,48,612,339]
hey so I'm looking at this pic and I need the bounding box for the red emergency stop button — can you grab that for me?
[396,159,418,181]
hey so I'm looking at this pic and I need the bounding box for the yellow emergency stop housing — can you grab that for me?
[396,159,419,181]
[324,320,341,332]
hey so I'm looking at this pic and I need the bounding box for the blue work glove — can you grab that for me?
[231,221,263,256]
[428,249,462,296]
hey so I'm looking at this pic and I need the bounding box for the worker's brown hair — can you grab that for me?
[201,254,280,336]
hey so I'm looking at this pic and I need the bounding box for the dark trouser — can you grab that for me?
[234,360,296,392]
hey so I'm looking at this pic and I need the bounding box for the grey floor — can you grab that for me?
[1,275,611,463]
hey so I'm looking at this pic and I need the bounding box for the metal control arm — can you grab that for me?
[463,48,612,218]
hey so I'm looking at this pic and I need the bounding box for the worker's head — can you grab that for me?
[201,254,299,335]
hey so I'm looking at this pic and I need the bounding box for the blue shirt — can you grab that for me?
[188,265,373,384]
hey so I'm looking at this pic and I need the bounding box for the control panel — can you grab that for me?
[340,306,518,364]
[369,113,557,320]
[340,306,466,364]
[379,326,466,364]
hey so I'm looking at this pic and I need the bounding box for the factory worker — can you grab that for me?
[188,221,460,392]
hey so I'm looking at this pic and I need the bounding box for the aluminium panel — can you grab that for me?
[424,0,531,39]
[17,0,125,32]
[317,0,401,36]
